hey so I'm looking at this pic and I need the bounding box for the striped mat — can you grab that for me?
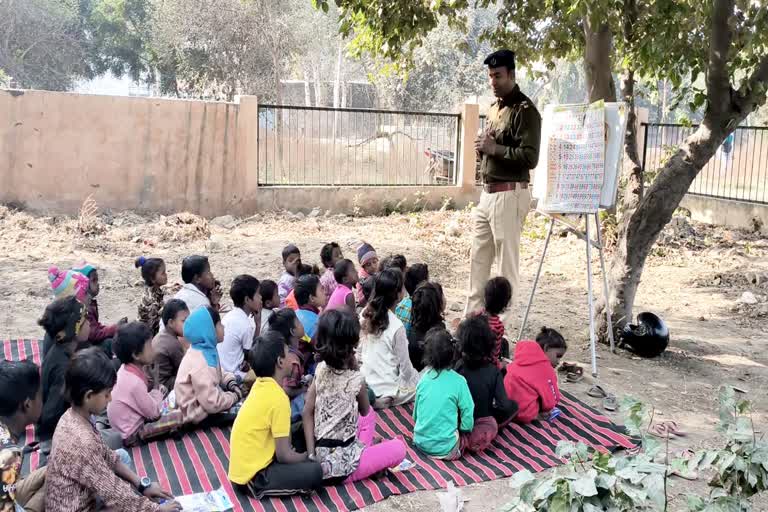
[5,338,636,512]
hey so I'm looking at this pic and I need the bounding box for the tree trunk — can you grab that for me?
[592,0,767,342]
[583,17,617,102]
[598,114,737,340]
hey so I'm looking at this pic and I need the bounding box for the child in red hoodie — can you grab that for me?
[504,327,567,423]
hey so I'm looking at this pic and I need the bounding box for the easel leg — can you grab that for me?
[584,216,598,378]
[518,217,555,341]
[594,213,616,353]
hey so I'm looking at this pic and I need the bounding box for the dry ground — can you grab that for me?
[1,203,766,511]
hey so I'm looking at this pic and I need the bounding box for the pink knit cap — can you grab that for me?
[48,266,89,303]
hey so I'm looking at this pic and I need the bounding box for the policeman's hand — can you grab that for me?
[475,132,498,156]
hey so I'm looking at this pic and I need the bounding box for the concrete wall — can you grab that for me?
[0,89,478,217]
[1,89,248,217]
[681,194,768,234]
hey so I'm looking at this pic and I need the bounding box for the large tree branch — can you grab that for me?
[706,0,735,115]
[734,54,768,114]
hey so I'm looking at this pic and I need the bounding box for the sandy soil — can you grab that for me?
[1,203,766,511]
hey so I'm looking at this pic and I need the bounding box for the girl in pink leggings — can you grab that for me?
[303,309,407,483]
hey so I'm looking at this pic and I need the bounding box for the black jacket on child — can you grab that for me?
[456,360,518,423]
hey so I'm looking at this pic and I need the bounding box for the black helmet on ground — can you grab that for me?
[620,312,669,358]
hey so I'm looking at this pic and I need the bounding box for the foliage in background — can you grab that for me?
[0,0,87,90]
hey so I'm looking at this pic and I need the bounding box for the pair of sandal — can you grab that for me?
[586,384,618,412]
[648,420,687,438]
[559,361,584,383]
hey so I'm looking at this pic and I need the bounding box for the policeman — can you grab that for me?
[465,49,542,323]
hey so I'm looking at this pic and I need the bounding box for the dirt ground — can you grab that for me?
[1,202,766,511]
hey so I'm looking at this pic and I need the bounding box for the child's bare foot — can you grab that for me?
[373,397,393,410]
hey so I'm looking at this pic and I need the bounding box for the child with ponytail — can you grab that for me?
[359,269,420,409]
[135,257,168,336]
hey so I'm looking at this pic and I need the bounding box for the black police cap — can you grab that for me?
[484,50,516,70]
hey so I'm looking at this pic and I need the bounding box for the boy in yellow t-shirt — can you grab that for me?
[228,331,322,499]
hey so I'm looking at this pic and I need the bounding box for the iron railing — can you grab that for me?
[257,104,461,186]
[642,123,768,204]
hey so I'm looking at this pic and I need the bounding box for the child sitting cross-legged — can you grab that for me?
[359,268,420,409]
[303,309,406,483]
[278,244,302,308]
[175,307,244,427]
[319,242,344,300]
[395,263,429,336]
[108,322,183,446]
[45,348,181,512]
[135,257,167,336]
[0,359,47,512]
[219,275,261,386]
[413,328,474,460]
[228,332,323,499]
[326,259,359,311]
[484,277,513,365]
[407,281,445,371]
[295,274,328,340]
[267,309,309,420]
[504,327,567,424]
[259,280,280,334]
[152,299,190,390]
[455,316,518,451]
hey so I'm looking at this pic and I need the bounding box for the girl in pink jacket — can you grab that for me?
[504,327,567,424]
[107,322,183,445]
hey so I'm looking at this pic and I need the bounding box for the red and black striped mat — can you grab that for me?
[5,338,636,512]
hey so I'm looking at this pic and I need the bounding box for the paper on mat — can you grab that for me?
[174,487,234,512]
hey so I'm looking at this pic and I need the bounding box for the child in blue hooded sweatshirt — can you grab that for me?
[175,307,245,426]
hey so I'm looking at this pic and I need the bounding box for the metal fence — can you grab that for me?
[642,123,768,204]
[257,104,461,186]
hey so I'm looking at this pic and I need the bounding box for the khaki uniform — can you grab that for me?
[465,85,542,321]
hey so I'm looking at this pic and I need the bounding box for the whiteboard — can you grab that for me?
[532,102,627,213]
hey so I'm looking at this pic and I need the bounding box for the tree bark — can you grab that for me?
[583,16,616,102]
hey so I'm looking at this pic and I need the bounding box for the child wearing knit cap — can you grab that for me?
[48,266,90,304]
[45,267,90,356]
[72,261,127,355]
[356,242,379,309]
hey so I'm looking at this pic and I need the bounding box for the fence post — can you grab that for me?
[635,107,649,159]
[236,95,259,201]
[460,103,480,189]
